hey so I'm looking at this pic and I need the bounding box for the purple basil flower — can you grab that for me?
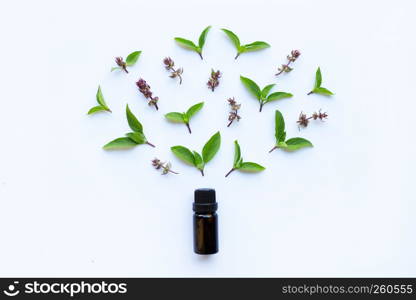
[275,49,301,77]
[207,69,221,91]
[136,78,159,110]
[163,57,183,84]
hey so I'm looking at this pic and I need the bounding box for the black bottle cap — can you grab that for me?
[193,188,217,213]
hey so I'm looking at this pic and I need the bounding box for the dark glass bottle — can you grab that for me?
[193,188,218,255]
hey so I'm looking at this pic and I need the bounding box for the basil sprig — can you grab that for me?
[225,140,265,177]
[269,110,313,153]
[240,76,293,112]
[103,104,155,150]
[165,102,204,134]
[87,86,111,115]
[174,26,211,59]
[308,67,334,96]
[171,131,221,176]
[221,28,270,59]
[111,51,142,73]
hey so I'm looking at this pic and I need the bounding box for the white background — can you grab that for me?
[0,0,415,277]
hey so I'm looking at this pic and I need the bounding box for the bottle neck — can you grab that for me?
[194,212,217,216]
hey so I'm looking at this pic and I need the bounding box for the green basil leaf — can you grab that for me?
[315,67,322,88]
[186,102,204,119]
[275,110,286,144]
[240,76,261,99]
[96,86,108,108]
[171,146,195,166]
[198,26,211,49]
[313,87,334,96]
[126,104,143,133]
[278,141,288,148]
[237,46,246,54]
[239,162,265,172]
[266,92,293,103]
[242,41,270,52]
[165,112,185,123]
[233,140,241,167]
[111,66,121,72]
[125,51,141,66]
[261,84,275,99]
[284,137,313,151]
[221,28,241,49]
[193,151,204,170]
[125,132,146,144]
[103,137,137,150]
[174,37,198,51]
[236,157,243,168]
[202,131,221,163]
[87,105,108,115]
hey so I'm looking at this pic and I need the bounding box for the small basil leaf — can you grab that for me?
[261,84,275,99]
[284,138,313,151]
[313,87,334,96]
[103,137,137,150]
[96,86,108,108]
[87,105,108,115]
[240,76,261,99]
[202,131,221,163]
[198,26,211,49]
[233,140,241,167]
[171,146,195,166]
[193,151,204,170]
[174,37,198,51]
[266,92,293,103]
[221,28,241,49]
[186,102,204,119]
[315,67,322,88]
[125,132,146,144]
[165,112,185,123]
[111,67,121,72]
[126,104,143,133]
[242,41,270,52]
[125,51,141,66]
[239,162,265,172]
[275,110,286,144]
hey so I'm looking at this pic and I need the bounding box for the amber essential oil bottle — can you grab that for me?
[193,188,218,255]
